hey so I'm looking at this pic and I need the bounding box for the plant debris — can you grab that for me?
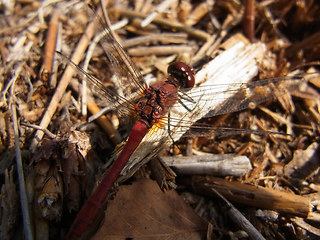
[0,0,320,239]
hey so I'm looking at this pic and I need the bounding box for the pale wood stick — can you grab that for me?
[50,21,62,88]
[30,8,101,152]
[292,217,320,237]
[141,0,177,27]
[185,2,209,26]
[127,45,194,56]
[122,33,188,48]
[160,154,252,177]
[116,8,210,41]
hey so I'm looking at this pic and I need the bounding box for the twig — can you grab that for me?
[258,105,294,133]
[177,0,192,23]
[160,154,252,176]
[39,10,59,81]
[192,176,312,218]
[192,12,242,64]
[192,34,218,64]
[30,7,102,152]
[286,31,320,58]
[284,142,320,179]
[2,64,23,106]
[243,0,255,42]
[21,122,57,139]
[292,217,320,237]
[127,45,194,56]
[206,13,242,58]
[122,33,188,48]
[141,0,177,27]
[185,2,209,26]
[116,8,210,41]
[210,187,266,240]
[87,101,122,145]
[11,103,34,240]
[50,20,62,88]
[206,0,221,29]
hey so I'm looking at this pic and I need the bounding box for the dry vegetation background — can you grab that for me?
[1,0,320,239]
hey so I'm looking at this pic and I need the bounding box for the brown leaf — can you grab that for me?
[92,179,208,240]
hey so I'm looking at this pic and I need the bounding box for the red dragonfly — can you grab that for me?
[61,11,315,240]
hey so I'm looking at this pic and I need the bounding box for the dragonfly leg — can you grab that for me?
[167,111,182,153]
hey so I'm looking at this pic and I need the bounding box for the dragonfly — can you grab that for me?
[61,10,315,240]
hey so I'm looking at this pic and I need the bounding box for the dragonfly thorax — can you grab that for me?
[135,81,179,127]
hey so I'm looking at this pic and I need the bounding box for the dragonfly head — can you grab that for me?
[167,62,195,89]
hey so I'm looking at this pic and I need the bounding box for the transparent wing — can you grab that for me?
[174,74,307,119]
[96,11,147,96]
[57,52,138,118]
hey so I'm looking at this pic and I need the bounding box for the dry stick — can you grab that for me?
[206,14,243,58]
[210,187,266,240]
[185,1,209,26]
[148,156,177,190]
[116,8,210,41]
[50,21,62,88]
[12,104,34,240]
[293,217,320,237]
[86,102,122,145]
[141,0,177,27]
[243,0,255,42]
[193,12,242,64]
[206,0,221,29]
[122,33,188,48]
[30,9,100,152]
[192,176,312,218]
[21,122,57,139]
[127,45,194,56]
[2,64,23,106]
[192,34,217,64]
[39,10,59,81]
[160,154,252,177]
[177,0,192,23]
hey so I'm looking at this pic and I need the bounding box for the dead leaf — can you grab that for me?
[92,179,208,240]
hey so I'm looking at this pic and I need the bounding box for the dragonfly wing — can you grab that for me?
[118,42,267,178]
[96,13,147,96]
[57,52,137,118]
[178,74,306,119]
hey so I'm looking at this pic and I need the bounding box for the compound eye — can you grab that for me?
[167,62,195,88]
[137,102,144,109]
